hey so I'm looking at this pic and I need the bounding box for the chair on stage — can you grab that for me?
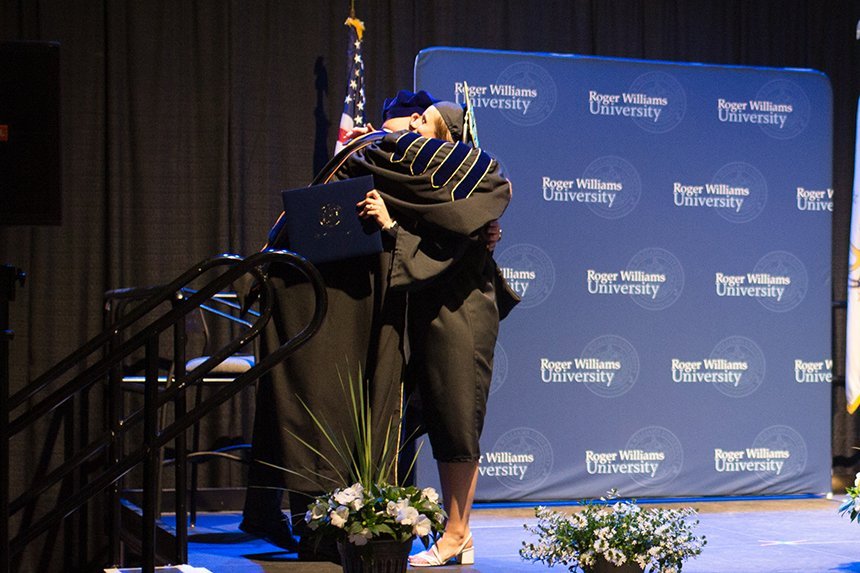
[106,285,258,527]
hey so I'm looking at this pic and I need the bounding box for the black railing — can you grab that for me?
[1,250,326,573]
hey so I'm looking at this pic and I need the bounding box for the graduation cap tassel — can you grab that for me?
[462,81,480,148]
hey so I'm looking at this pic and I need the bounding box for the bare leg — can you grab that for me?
[410,460,477,564]
[438,460,478,545]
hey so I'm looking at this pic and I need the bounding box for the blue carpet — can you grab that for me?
[171,497,859,572]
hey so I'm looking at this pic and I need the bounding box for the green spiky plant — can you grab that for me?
[270,366,447,546]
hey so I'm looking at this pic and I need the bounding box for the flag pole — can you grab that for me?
[846,97,860,413]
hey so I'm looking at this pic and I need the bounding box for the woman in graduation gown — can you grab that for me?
[355,101,515,567]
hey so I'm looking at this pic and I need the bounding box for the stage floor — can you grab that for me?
[176,496,859,572]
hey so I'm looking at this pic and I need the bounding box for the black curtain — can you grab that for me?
[1,1,858,571]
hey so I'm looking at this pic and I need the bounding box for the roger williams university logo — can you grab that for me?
[713,251,809,312]
[587,268,664,300]
[540,334,640,398]
[796,186,833,212]
[671,336,765,397]
[714,270,791,305]
[714,425,807,485]
[672,181,749,213]
[541,156,642,219]
[480,427,553,490]
[794,358,831,383]
[585,426,684,488]
[586,248,685,311]
[673,162,767,223]
[496,244,555,308]
[716,80,810,139]
[671,357,747,388]
[716,98,792,129]
[454,62,557,126]
[587,71,686,133]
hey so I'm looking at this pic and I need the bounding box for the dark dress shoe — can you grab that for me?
[238,515,299,552]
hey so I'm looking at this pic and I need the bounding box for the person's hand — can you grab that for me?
[483,219,502,252]
[344,123,375,142]
[357,189,394,230]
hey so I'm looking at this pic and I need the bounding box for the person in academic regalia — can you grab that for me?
[354,101,516,568]
[238,91,439,555]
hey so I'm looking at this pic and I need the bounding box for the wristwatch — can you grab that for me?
[384,220,399,236]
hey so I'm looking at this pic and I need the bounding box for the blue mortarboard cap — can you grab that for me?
[382,90,439,120]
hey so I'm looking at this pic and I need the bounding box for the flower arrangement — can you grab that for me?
[305,482,445,545]
[838,471,860,523]
[286,367,446,550]
[520,491,706,573]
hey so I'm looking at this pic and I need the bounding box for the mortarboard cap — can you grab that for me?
[434,101,467,144]
[382,89,439,120]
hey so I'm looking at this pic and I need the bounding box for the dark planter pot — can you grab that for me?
[337,537,413,573]
[584,555,645,573]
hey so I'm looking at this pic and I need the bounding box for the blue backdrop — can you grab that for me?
[414,47,832,501]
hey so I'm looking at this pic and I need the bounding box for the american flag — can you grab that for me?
[334,15,366,155]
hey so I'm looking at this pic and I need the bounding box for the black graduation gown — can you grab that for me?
[336,131,515,462]
[248,133,407,498]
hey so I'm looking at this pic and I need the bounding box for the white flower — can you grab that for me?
[595,526,611,540]
[349,528,372,546]
[387,499,409,518]
[519,494,705,572]
[330,505,350,528]
[421,487,440,503]
[853,496,860,513]
[397,505,420,525]
[333,484,364,507]
[413,514,433,536]
[604,548,626,566]
[579,551,596,567]
[854,471,860,488]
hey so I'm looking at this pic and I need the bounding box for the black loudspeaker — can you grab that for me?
[0,41,61,226]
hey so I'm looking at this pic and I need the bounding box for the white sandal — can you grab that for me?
[409,533,474,567]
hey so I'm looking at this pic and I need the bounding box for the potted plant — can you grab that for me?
[287,369,446,573]
[838,471,860,524]
[520,490,706,573]
[305,481,445,572]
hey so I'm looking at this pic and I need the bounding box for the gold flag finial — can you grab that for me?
[345,1,365,41]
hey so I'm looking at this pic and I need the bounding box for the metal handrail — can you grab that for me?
[1,249,327,573]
